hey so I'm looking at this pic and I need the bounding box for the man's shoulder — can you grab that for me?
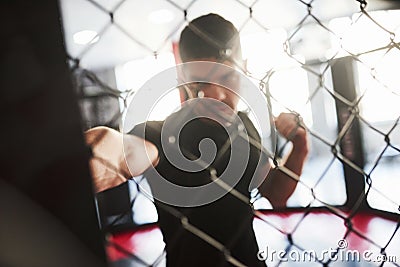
[128,108,186,143]
[237,111,260,140]
[128,120,164,143]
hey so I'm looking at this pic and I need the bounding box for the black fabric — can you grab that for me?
[129,107,265,267]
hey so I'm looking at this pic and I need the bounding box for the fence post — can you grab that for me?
[331,57,366,210]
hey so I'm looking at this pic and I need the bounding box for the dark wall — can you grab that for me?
[0,1,107,266]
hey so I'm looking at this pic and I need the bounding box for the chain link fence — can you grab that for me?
[60,0,400,266]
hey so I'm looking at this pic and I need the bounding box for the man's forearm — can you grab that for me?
[259,133,309,208]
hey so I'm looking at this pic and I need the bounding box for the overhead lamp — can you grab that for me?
[148,9,175,25]
[73,30,99,45]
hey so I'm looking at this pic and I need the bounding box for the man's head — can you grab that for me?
[178,13,242,64]
[178,14,243,115]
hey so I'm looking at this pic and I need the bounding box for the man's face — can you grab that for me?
[180,58,241,120]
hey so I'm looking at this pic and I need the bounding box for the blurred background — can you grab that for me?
[60,0,400,213]
[3,1,398,266]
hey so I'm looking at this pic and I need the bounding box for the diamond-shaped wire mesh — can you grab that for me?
[60,0,400,266]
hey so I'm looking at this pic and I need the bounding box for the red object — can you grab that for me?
[106,210,400,265]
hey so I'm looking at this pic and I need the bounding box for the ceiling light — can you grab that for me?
[73,30,99,45]
[148,9,175,25]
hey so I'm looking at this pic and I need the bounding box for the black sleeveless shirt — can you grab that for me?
[130,107,265,267]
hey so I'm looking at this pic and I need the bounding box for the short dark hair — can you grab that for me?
[179,13,242,63]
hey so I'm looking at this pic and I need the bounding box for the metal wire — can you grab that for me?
[65,0,400,266]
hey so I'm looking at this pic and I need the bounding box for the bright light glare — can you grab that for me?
[73,30,99,45]
[357,53,400,122]
[241,29,288,75]
[115,53,178,122]
[269,66,313,127]
[329,10,400,122]
[329,10,400,57]
[241,30,312,127]
[148,9,175,25]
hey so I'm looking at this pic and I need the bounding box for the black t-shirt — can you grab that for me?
[130,107,265,267]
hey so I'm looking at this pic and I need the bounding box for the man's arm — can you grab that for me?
[85,126,158,193]
[258,113,309,208]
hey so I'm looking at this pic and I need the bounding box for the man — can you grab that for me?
[87,13,308,266]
